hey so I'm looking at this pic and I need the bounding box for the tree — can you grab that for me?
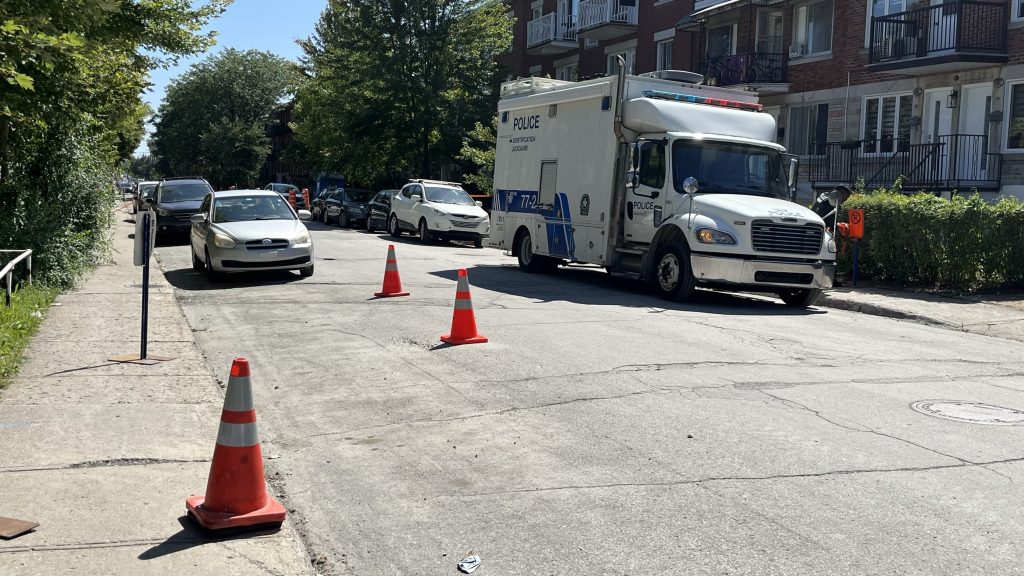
[128,155,162,181]
[457,117,496,194]
[294,0,511,188]
[151,49,300,189]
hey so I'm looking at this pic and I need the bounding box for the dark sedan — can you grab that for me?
[366,189,398,232]
[323,188,374,228]
[310,188,337,222]
[152,178,215,240]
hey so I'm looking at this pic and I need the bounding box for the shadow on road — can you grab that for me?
[367,232,483,250]
[138,516,281,560]
[429,265,827,316]
[163,267,307,291]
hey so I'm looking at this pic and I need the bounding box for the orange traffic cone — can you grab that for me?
[374,245,410,297]
[288,188,296,207]
[186,358,285,532]
[441,269,488,345]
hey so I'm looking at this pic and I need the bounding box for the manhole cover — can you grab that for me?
[910,400,1024,426]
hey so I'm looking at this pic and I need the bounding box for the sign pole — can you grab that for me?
[140,213,150,360]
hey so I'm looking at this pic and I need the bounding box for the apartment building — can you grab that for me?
[502,0,1023,198]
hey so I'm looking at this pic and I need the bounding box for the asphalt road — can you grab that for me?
[155,221,1024,575]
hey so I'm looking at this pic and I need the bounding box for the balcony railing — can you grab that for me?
[527,12,578,48]
[699,52,788,87]
[578,0,638,32]
[869,0,1007,65]
[808,135,1000,192]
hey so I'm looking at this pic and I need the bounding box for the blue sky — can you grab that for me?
[136,0,327,156]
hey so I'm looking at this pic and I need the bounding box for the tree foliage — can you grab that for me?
[151,49,300,189]
[0,0,230,287]
[457,117,497,194]
[294,0,512,188]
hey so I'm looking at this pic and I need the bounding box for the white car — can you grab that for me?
[189,190,314,281]
[388,179,489,247]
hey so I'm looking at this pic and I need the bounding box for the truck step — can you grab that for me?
[608,271,642,280]
[615,247,646,255]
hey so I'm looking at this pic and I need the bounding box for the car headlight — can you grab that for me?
[156,208,170,217]
[696,228,737,245]
[294,229,311,245]
[212,233,236,248]
[430,207,446,216]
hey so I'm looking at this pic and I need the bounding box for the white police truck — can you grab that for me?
[489,66,836,307]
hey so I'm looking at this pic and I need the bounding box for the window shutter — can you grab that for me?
[539,161,557,206]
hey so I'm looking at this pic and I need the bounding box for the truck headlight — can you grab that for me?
[294,229,311,245]
[827,237,837,253]
[212,233,236,248]
[696,228,736,245]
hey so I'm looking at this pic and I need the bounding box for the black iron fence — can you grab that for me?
[869,0,1007,64]
[699,52,788,87]
[808,135,1000,192]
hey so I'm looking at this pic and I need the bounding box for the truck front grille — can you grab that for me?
[751,220,824,255]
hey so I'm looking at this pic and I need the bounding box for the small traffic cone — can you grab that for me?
[186,358,285,533]
[374,245,410,297]
[441,269,488,345]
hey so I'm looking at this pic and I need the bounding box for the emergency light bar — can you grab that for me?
[641,90,764,112]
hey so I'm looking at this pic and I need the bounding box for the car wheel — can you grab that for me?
[191,246,204,271]
[321,209,328,224]
[339,212,348,228]
[389,214,402,237]
[205,249,223,283]
[779,288,822,307]
[516,229,555,273]
[418,219,433,244]
[652,242,696,302]
[300,262,314,278]
[366,215,375,233]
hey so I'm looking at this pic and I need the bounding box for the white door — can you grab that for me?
[928,0,958,53]
[923,88,954,179]
[957,84,993,181]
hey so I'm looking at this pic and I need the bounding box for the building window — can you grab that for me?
[531,1,543,21]
[556,63,578,81]
[607,49,635,75]
[792,0,833,57]
[863,94,912,154]
[656,39,673,71]
[872,0,906,17]
[706,24,735,59]
[1006,83,1024,150]
[1015,0,1024,21]
[585,38,598,49]
[788,104,828,155]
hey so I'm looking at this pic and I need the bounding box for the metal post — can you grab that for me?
[852,240,860,287]
[140,213,150,360]
[4,271,10,307]
[27,252,31,286]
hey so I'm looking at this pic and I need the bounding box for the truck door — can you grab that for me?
[624,140,668,245]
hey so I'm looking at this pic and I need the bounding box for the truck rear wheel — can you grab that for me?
[516,229,556,273]
[652,242,696,302]
[778,288,822,307]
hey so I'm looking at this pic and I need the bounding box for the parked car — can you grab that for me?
[264,183,305,209]
[310,188,337,222]
[323,188,374,227]
[132,181,158,214]
[150,177,215,240]
[366,189,398,232]
[389,179,489,247]
[189,189,314,281]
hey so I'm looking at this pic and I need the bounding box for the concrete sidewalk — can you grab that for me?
[0,206,312,575]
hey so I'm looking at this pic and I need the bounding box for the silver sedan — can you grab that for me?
[189,190,315,281]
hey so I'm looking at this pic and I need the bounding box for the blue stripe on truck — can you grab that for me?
[495,189,575,260]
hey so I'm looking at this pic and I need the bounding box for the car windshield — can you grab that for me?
[424,186,474,206]
[213,195,295,223]
[344,190,374,203]
[160,182,211,203]
[672,140,787,198]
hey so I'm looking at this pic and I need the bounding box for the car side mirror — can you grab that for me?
[297,209,312,221]
[411,194,422,202]
[189,214,205,224]
[143,197,155,206]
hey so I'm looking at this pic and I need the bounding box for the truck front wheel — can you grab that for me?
[778,288,822,307]
[516,229,556,273]
[653,242,696,302]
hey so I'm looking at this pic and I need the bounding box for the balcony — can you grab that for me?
[867,0,1007,75]
[577,0,638,41]
[527,12,578,55]
[698,52,789,93]
[808,135,1001,192]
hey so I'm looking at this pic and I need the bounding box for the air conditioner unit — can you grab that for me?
[788,44,806,58]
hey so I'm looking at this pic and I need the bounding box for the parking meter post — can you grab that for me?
[140,213,150,360]
[852,240,860,287]
[27,252,32,286]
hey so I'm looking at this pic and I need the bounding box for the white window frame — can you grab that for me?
[864,0,908,47]
[786,103,828,156]
[1004,81,1024,152]
[792,0,834,57]
[531,0,543,21]
[860,93,914,156]
[605,39,637,75]
[1015,0,1024,22]
[556,62,579,81]
[656,39,674,71]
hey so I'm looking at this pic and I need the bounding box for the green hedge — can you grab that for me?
[836,191,1024,291]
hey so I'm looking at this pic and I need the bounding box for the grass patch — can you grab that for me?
[0,284,58,389]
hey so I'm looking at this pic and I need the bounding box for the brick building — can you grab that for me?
[501,0,1024,198]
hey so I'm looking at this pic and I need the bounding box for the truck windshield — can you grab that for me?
[672,140,787,198]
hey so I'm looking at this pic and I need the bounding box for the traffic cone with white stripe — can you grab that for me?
[186,358,285,532]
[374,244,410,297]
[441,269,488,345]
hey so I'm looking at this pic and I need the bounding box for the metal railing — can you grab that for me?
[808,135,1000,192]
[578,0,638,31]
[699,52,788,86]
[869,0,1007,64]
[526,12,578,48]
[0,249,33,307]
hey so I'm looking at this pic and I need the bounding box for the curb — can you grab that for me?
[817,294,964,331]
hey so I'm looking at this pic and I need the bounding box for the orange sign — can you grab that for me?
[848,209,864,239]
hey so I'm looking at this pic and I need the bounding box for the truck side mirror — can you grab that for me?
[631,144,640,170]
[783,154,800,202]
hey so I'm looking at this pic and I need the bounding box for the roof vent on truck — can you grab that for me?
[499,76,574,98]
[641,90,764,112]
[637,70,705,85]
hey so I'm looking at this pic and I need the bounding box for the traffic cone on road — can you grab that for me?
[374,245,410,297]
[441,269,488,345]
[186,358,285,533]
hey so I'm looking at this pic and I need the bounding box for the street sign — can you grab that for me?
[848,209,864,239]
[133,211,157,266]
